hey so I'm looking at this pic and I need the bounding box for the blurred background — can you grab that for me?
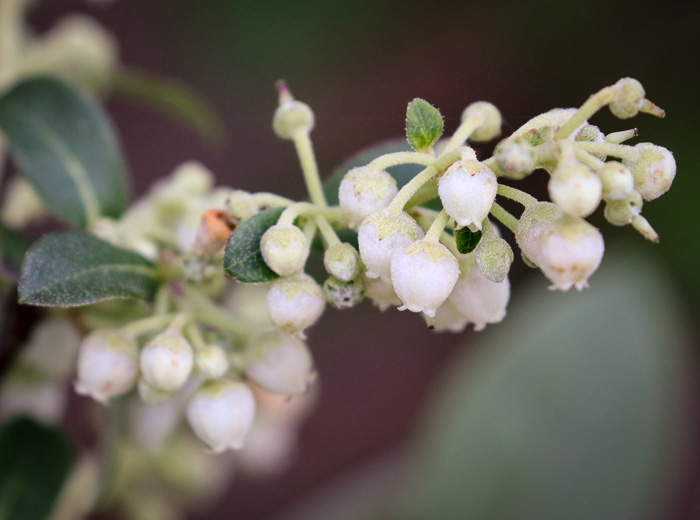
[17,0,700,519]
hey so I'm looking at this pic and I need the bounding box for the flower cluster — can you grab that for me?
[2,77,675,466]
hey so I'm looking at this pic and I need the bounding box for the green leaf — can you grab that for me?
[112,68,225,145]
[454,227,482,254]
[19,231,158,307]
[224,207,285,283]
[0,77,128,228]
[0,223,30,272]
[405,99,443,153]
[391,250,686,520]
[0,416,75,520]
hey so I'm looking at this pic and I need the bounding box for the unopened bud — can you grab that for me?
[494,139,536,180]
[227,190,259,220]
[438,160,497,230]
[272,82,315,139]
[196,345,230,379]
[603,192,643,226]
[599,161,635,200]
[323,276,365,309]
[245,333,316,396]
[266,273,325,336]
[260,224,310,276]
[186,379,256,452]
[338,166,398,228]
[140,331,194,393]
[548,163,602,217]
[609,78,646,119]
[461,101,502,142]
[627,143,676,201]
[324,242,360,281]
[475,238,514,283]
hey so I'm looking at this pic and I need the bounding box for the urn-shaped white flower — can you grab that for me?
[186,379,256,453]
[74,330,139,404]
[629,143,676,201]
[548,162,602,217]
[520,214,605,291]
[438,160,497,230]
[266,273,325,337]
[196,344,230,380]
[358,209,424,281]
[260,224,309,276]
[338,166,398,228]
[140,332,194,393]
[390,239,460,318]
[245,333,315,396]
[363,276,402,311]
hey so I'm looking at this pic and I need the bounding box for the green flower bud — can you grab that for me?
[603,192,643,226]
[272,81,315,139]
[324,242,360,282]
[599,161,634,200]
[609,78,645,119]
[461,101,502,142]
[323,276,365,309]
[475,238,514,283]
[260,224,310,276]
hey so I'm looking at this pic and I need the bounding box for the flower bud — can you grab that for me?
[461,101,502,142]
[338,166,398,228]
[609,78,646,119]
[627,143,675,201]
[245,333,315,396]
[548,163,602,217]
[522,215,605,291]
[266,273,325,336]
[74,330,139,404]
[358,209,424,281]
[227,190,259,220]
[260,224,309,276]
[516,201,559,255]
[186,379,256,453]
[390,239,460,318]
[603,192,643,226]
[324,242,360,281]
[448,259,510,331]
[438,160,497,230]
[363,276,402,311]
[494,139,536,180]
[137,379,171,404]
[140,332,194,393]
[599,161,635,200]
[196,345,230,380]
[574,125,604,143]
[272,83,315,139]
[475,238,513,283]
[323,276,365,309]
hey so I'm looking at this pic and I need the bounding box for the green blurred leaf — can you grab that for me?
[454,227,482,254]
[0,223,30,272]
[19,231,157,307]
[391,251,686,520]
[0,416,75,520]
[405,99,443,153]
[224,207,284,283]
[112,68,225,145]
[0,77,128,229]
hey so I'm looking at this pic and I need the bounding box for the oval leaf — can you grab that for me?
[224,207,285,283]
[0,77,128,228]
[19,231,157,307]
[0,416,75,520]
[406,98,443,153]
[455,227,482,254]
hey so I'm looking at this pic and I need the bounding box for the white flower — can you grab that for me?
[438,160,497,230]
[629,144,676,201]
[363,276,402,311]
[390,239,460,318]
[338,166,398,228]
[358,209,424,281]
[74,330,139,404]
[448,258,510,331]
[432,299,469,333]
[245,333,315,396]
[140,332,194,393]
[196,345,230,380]
[520,214,605,291]
[548,162,602,217]
[260,224,309,276]
[266,273,326,336]
[186,379,256,453]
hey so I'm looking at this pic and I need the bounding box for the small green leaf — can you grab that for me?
[0,77,128,228]
[0,416,75,520]
[224,207,285,283]
[406,98,443,153]
[112,68,225,145]
[19,231,157,307]
[455,227,482,254]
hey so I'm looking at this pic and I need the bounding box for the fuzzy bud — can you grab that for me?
[609,78,646,119]
[227,190,259,220]
[140,332,194,393]
[494,139,536,180]
[324,242,360,281]
[323,276,365,309]
[599,161,635,200]
[260,224,309,276]
[358,209,424,281]
[74,330,139,404]
[390,239,460,318]
[438,160,497,230]
[475,238,514,283]
[186,379,256,453]
[461,101,502,142]
[338,166,398,228]
[627,144,676,201]
[603,192,643,226]
[548,162,602,217]
[196,345,230,380]
[245,333,315,396]
[273,83,315,139]
[266,273,325,336]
